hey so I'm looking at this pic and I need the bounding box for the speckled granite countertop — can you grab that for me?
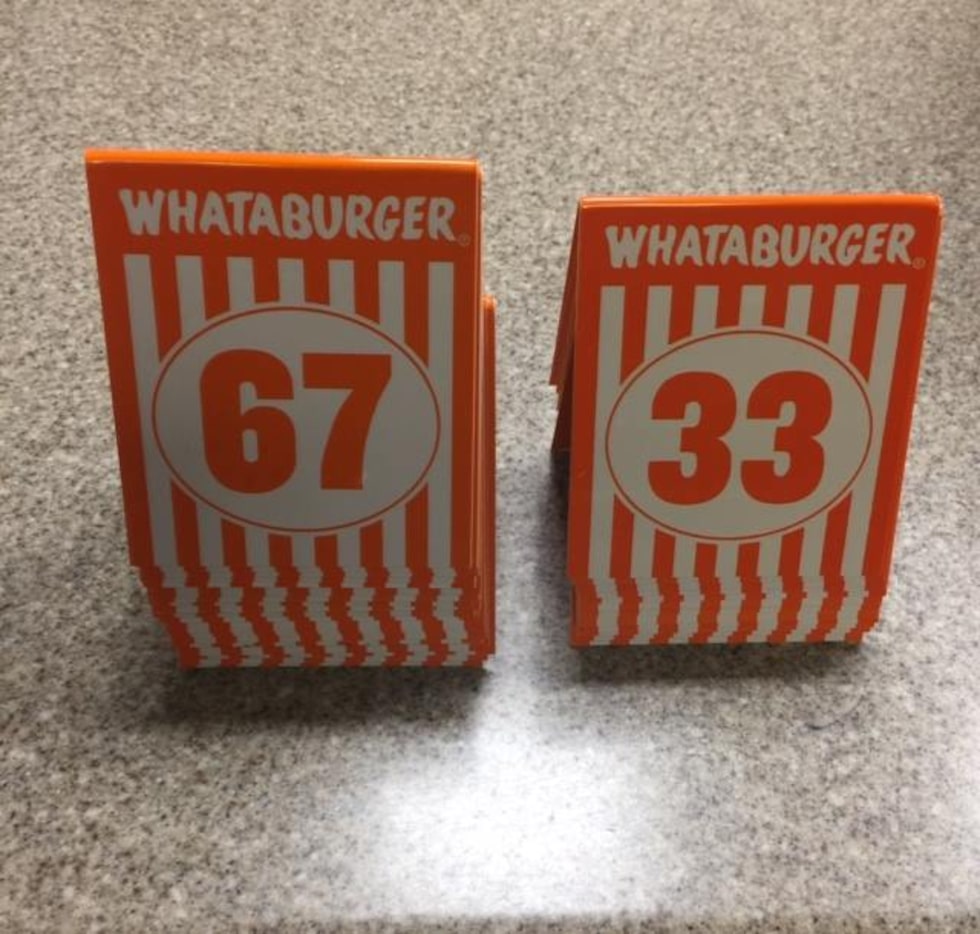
[2,1,979,931]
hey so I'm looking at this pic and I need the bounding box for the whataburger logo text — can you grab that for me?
[119,189,459,242]
[606,221,917,269]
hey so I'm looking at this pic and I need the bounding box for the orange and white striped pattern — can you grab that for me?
[555,195,941,647]
[87,151,493,668]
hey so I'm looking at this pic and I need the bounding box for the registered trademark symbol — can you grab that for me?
[458,234,471,247]
[913,257,926,269]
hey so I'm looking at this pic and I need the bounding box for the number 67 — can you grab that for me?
[199,349,391,494]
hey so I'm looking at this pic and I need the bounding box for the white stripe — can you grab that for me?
[755,533,782,577]
[337,533,363,584]
[834,587,867,641]
[830,285,859,354]
[124,255,221,663]
[346,610,390,665]
[427,262,455,570]
[173,255,263,660]
[841,285,906,573]
[796,286,858,581]
[378,260,429,658]
[751,286,815,643]
[826,285,905,638]
[301,592,349,663]
[174,256,228,581]
[593,592,621,646]
[740,285,766,328]
[175,256,206,329]
[227,257,298,652]
[125,256,178,577]
[324,260,363,585]
[630,286,670,643]
[706,282,771,643]
[227,257,254,309]
[278,257,315,574]
[328,260,354,312]
[748,283,778,598]
[434,590,467,656]
[588,287,625,643]
[253,573,302,654]
[170,589,218,659]
[262,589,307,664]
[785,284,812,335]
[711,285,771,641]
[217,589,265,665]
[692,285,719,335]
[671,284,718,642]
[394,593,431,662]
[290,536,315,574]
[278,258,305,303]
[379,261,406,338]
[226,257,270,579]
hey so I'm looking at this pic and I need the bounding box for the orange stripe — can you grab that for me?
[172,484,242,665]
[610,578,639,646]
[402,260,449,661]
[284,587,328,666]
[221,521,283,665]
[175,246,244,657]
[652,531,679,643]
[716,282,740,328]
[690,543,720,644]
[360,522,385,583]
[570,580,600,647]
[314,534,341,588]
[406,487,445,659]
[361,520,407,662]
[446,255,471,571]
[762,280,789,328]
[730,542,761,643]
[197,586,244,666]
[304,255,329,306]
[239,587,286,667]
[202,252,230,318]
[268,534,296,587]
[221,520,250,587]
[327,587,367,665]
[419,585,449,667]
[769,528,805,643]
[252,254,279,305]
[845,591,885,643]
[305,256,338,596]
[859,266,935,618]
[850,282,881,380]
[142,569,201,667]
[806,496,851,642]
[476,296,496,659]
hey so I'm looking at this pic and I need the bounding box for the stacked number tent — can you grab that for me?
[87,150,495,667]
[551,195,941,646]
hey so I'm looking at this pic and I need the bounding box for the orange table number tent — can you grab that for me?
[551,194,941,646]
[87,150,495,667]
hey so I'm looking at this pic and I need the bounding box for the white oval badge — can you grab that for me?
[605,330,873,540]
[153,305,440,533]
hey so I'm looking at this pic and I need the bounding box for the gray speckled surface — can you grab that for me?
[2,1,980,930]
